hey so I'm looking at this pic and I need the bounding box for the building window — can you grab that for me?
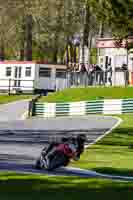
[56,69,66,79]
[39,67,51,77]
[25,67,31,77]
[6,67,12,77]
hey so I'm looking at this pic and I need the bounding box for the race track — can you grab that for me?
[0,116,118,162]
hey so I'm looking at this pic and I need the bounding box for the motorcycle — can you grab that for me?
[35,142,78,171]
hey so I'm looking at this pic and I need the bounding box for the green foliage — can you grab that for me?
[0,0,132,61]
[88,0,133,38]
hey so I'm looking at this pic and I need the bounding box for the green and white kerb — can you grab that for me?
[34,98,133,118]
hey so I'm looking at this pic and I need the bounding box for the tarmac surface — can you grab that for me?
[0,115,118,162]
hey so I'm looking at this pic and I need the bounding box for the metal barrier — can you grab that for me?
[67,70,131,87]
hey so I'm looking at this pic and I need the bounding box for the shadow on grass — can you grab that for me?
[98,127,133,147]
[94,167,133,177]
[0,174,133,200]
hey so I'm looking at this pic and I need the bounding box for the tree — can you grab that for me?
[88,0,133,39]
[0,0,20,60]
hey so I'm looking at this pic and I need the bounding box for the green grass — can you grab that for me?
[0,95,32,104]
[40,87,133,103]
[0,172,133,200]
[71,114,133,177]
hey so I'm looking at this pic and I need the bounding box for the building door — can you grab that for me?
[14,66,22,88]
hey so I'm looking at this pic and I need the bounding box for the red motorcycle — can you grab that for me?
[35,142,78,171]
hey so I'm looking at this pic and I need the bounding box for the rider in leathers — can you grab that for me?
[42,134,86,167]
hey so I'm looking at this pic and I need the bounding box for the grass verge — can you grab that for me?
[0,172,133,200]
[71,114,133,177]
[40,87,133,102]
[0,95,32,104]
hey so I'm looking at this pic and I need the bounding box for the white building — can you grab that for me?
[0,61,67,94]
[96,37,133,86]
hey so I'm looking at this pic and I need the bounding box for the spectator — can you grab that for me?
[122,63,129,86]
[95,65,103,85]
[107,64,112,86]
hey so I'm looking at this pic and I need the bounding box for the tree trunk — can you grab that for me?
[73,46,77,64]
[69,43,73,64]
[20,49,24,61]
[20,17,25,61]
[99,21,104,38]
[53,48,58,64]
[82,4,90,66]
[83,4,90,47]
[0,41,5,61]
[25,15,33,61]
[88,33,92,65]
[66,44,69,65]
